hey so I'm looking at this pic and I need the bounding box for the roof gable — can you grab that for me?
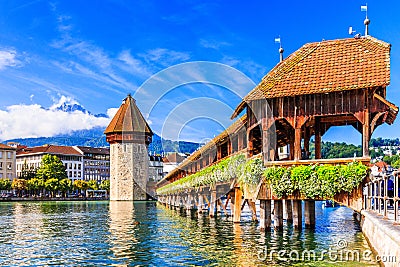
[244,36,390,101]
[104,94,153,135]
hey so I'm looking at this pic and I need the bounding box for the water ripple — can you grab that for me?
[0,201,378,266]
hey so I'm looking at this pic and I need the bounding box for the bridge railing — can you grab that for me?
[364,171,400,223]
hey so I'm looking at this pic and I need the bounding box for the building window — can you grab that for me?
[7,152,12,159]
[7,173,12,179]
[0,152,2,159]
[7,163,12,170]
[69,171,72,177]
[78,172,81,177]
[0,162,2,170]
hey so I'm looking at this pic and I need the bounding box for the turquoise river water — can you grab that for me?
[0,201,379,266]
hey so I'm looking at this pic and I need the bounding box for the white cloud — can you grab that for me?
[106,108,119,118]
[0,95,112,141]
[139,48,190,67]
[199,39,231,50]
[117,50,152,77]
[49,95,78,110]
[0,49,20,70]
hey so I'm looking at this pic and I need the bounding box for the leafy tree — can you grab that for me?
[0,179,12,191]
[59,178,72,197]
[36,155,67,181]
[392,159,400,169]
[87,180,99,190]
[382,155,400,166]
[73,180,88,195]
[99,180,110,193]
[27,178,45,196]
[45,178,59,197]
[11,179,27,197]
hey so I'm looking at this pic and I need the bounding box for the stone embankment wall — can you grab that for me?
[361,210,400,267]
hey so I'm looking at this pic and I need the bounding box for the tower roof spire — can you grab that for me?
[105,94,153,144]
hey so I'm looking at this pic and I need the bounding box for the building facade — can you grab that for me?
[74,146,110,183]
[14,142,161,192]
[0,144,16,180]
[16,145,83,182]
[149,155,164,183]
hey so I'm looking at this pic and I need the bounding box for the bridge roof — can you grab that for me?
[232,36,391,118]
[104,94,152,135]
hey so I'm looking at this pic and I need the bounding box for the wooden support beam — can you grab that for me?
[229,191,235,217]
[294,127,302,160]
[186,194,192,216]
[273,200,283,231]
[304,127,310,159]
[241,199,248,211]
[247,129,253,158]
[304,200,316,229]
[284,200,293,223]
[249,200,258,222]
[209,190,217,218]
[218,199,228,216]
[233,187,243,223]
[260,199,272,231]
[362,110,370,157]
[292,200,302,229]
[289,138,294,160]
[198,194,204,214]
[315,117,321,159]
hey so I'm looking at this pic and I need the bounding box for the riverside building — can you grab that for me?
[16,145,83,182]
[74,146,110,183]
[0,144,16,180]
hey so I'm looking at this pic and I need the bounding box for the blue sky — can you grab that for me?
[0,0,399,144]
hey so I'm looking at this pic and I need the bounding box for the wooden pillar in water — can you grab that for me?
[292,200,302,229]
[209,190,217,218]
[186,194,192,216]
[249,200,258,222]
[229,191,235,217]
[233,187,242,223]
[198,194,204,214]
[315,117,321,159]
[304,200,316,229]
[284,200,293,223]
[273,200,283,230]
[260,199,271,231]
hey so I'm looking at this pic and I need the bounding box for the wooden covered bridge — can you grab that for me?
[156,36,398,230]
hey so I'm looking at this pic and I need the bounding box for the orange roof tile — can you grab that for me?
[0,144,15,150]
[104,94,152,135]
[17,145,81,156]
[232,36,391,117]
